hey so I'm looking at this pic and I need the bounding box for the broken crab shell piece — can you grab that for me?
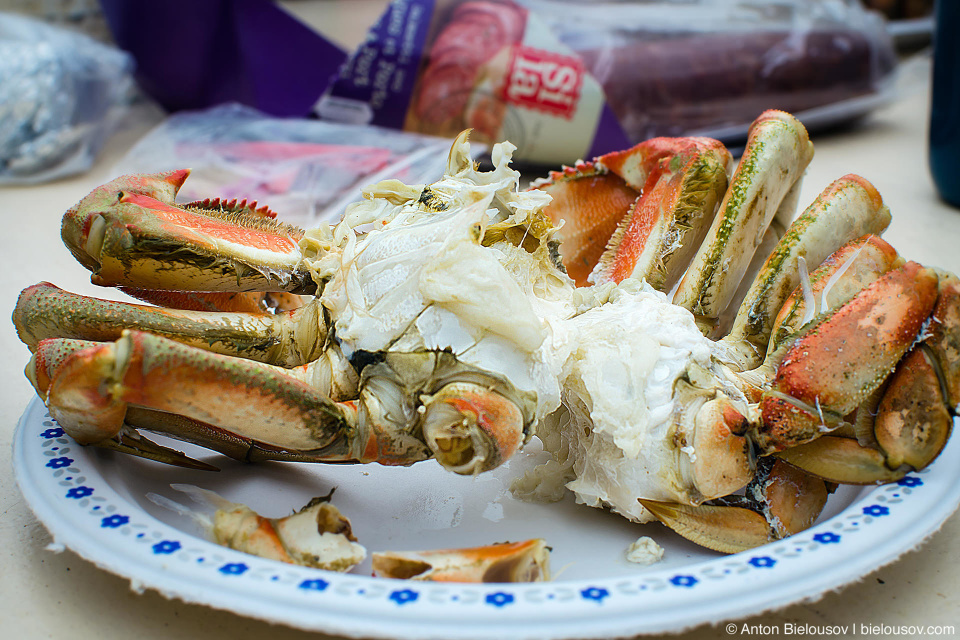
[372,539,550,583]
[148,485,366,571]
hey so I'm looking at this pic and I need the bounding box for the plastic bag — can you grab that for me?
[523,0,898,142]
[319,0,896,165]
[116,104,457,227]
[0,12,133,184]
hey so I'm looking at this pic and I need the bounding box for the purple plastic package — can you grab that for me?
[318,0,897,165]
[99,0,347,117]
[317,0,630,165]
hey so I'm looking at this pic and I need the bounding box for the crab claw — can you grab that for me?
[641,459,828,553]
[638,500,773,554]
[59,170,314,294]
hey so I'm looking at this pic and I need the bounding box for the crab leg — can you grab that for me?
[117,288,306,314]
[34,333,527,473]
[718,175,892,369]
[532,137,731,288]
[765,235,903,354]
[777,273,959,483]
[672,110,815,333]
[61,170,315,294]
[589,138,731,289]
[641,459,829,553]
[756,262,939,453]
[533,161,640,286]
[14,282,328,367]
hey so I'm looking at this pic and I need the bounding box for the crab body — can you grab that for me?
[14,111,957,555]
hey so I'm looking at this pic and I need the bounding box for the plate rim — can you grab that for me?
[13,397,960,639]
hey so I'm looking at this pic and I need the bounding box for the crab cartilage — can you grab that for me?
[60,171,315,294]
[719,175,892,370]
[672,110,815,332]
[372,539,550,583]
[14,282,329,367]
[149,485,366,571]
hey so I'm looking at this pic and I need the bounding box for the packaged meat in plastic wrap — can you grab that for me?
[115,103,455,227]
[529,0,898,143]
[317,0,897,165]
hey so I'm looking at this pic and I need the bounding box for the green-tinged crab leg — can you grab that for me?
[717,175,892,370]
[61,170,316,293]
[14,282,328,367]
[31,334,527,473]
[672,110,815,333]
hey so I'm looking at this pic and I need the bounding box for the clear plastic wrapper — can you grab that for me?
[524,0,899,142]
[0,12,133,184]
[320,0,897,164]
[115,104,456,227]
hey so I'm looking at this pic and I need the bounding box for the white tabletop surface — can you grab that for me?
[2,2,959,638]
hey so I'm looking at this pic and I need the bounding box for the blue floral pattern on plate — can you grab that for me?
[25,408,936,603]
[14,398,956,638]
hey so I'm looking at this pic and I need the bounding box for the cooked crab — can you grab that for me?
[13,110,957,555]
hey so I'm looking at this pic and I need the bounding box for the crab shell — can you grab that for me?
[12,111,958,558]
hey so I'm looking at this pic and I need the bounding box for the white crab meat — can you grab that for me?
[310,137,744,522]
[625,536,665,565]
[313,139,575,421]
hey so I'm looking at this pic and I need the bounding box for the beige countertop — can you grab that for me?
[2,2,959,638]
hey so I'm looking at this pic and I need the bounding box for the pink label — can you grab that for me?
[501,46,584,119]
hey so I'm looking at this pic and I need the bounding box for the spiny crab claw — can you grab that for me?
[60,168,314,294]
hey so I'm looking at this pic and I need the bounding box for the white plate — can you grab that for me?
[13,397,960,639]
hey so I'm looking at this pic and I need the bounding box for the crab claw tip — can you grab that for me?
[160,168,191,194]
